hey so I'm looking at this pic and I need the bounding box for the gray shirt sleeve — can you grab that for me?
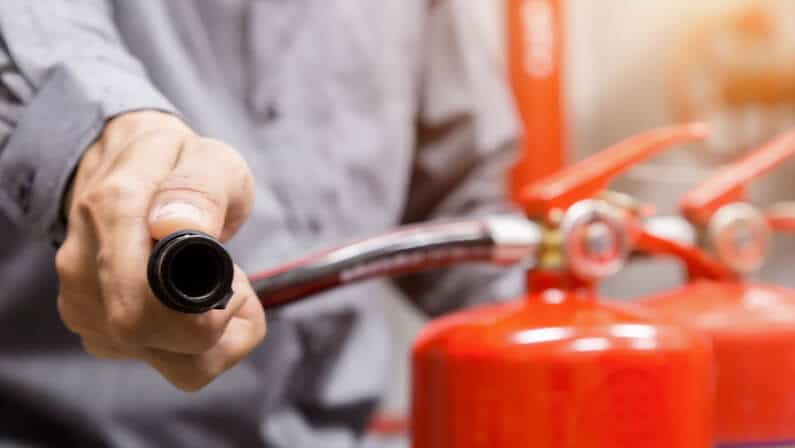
[0,1,177,244]
[395,1,526,316]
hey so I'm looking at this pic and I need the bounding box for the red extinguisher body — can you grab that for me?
[411,276,713,448]
[642,280,795,445]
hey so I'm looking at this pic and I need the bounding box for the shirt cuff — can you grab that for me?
[0,62,177,245]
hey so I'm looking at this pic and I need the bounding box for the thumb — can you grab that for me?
[148,138,252,242]
[149,199,219,240]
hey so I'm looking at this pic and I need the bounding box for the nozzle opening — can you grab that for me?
[148,230,234,313]
[167,242,224,300]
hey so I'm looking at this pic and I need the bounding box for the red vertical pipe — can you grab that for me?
[507,0,567,203]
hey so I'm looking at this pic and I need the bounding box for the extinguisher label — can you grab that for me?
[717,442,795,447]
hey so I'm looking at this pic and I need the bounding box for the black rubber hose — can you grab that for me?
[147,221,496,312]
[249,221,495,308]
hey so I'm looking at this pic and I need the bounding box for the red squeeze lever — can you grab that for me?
[519,123,731,280]
[679,129,795,273]
[521,123,710,216]
[681,129,795,227]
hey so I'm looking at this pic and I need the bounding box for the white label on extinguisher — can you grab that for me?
[521,0,556,78]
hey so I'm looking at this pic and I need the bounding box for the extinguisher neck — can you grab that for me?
[526,270,596,298]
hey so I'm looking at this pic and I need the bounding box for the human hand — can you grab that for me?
[56,110,265,391]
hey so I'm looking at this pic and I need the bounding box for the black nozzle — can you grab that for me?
[147,230,234,313]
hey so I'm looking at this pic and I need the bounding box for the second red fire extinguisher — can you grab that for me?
[641,130,795,447]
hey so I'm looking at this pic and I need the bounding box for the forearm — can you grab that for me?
[0,1,177,243]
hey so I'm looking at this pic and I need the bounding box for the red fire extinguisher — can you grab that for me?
[411,124,715,448]
[640,130,795,447]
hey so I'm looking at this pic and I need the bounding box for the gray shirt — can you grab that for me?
[0,1,521,446]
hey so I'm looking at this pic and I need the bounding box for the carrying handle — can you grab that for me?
[520,123,710,216]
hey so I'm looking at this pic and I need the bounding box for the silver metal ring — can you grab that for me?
[708,202,769,273]
[559,199,629,280]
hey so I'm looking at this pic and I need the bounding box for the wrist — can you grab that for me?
[62,110,192,219]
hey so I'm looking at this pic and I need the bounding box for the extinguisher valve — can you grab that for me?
[708,202,770,273]
[486,216,544,265]
[560,199,630,280]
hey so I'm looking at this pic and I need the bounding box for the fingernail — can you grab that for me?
[150,201,203,223]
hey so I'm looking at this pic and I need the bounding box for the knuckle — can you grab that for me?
[198,138,252,180]
[84,182,126,207]
[54,243,81,281]
[94,248,113,273]
[80,339,108,360]
[98,177,141,203]
[183,317,225,352]
[56,295,81,334]
[77,177,142,218]
[107,307,145,344]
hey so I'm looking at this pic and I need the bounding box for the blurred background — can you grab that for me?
[367,1,795,446]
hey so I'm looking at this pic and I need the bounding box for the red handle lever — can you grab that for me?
[681,130,795,225]
[520,123,710,216]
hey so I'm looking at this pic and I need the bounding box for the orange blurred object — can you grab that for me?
[643,129,795,446]
[507,0,567,203]
[670,1,795,162]
[672,2,795,119]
